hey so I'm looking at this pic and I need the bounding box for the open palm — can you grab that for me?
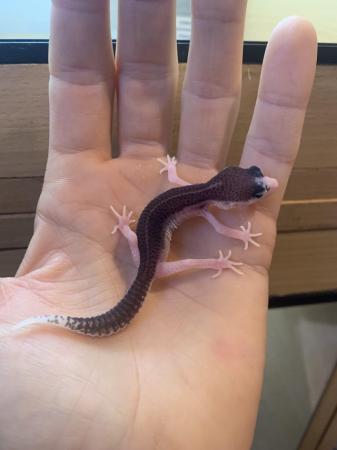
[0,1,316,449]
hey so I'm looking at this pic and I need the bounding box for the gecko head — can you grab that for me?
[247,165,279,200]
[211,166,278,204]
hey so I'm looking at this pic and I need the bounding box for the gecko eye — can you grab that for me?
[248,165,263,178]
[253,184,266,198]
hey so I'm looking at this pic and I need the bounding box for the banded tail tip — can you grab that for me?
[13,315,67,332]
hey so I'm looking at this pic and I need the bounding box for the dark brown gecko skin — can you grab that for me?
[42,166,270,336]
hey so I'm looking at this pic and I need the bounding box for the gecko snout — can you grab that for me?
[262,176,279,192]
[253,175,279,198]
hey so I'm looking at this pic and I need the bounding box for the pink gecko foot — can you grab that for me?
[110,205,140,265]
[238,221,262,250]
[157,155,190,186]
[156,249,243,278]
[110,205,136,236]
[210,250,243,277]
[198,209,262,251]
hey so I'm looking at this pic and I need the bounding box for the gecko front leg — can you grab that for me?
[157,155,190,186]
[197,210,262,251]
[110,205,140,266]
[158,156,263,250]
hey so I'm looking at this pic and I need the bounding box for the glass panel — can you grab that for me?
[0,0,117,39]
[177,0,191,40]
[0,0,336,43]
[0,0,51,39]
[253,302,337,450]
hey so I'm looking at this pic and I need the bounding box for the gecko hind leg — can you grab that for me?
[155,250,243,278]
[109,206,243,278]
[110,205,140,266]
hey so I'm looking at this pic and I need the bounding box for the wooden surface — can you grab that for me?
[0,64,336,295]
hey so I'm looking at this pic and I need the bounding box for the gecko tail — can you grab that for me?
[13,315,68,332]
[12,270,152,337]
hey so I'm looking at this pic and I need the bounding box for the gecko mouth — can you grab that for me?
[262,176,279,192]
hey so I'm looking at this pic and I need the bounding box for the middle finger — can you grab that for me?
[117,0,178,159]
[177,0,248,169]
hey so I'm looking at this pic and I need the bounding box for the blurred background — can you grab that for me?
[1,0,337,42]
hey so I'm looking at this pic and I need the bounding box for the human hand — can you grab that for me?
[0,1,316,449]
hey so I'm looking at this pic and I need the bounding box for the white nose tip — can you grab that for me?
[263,176,279,191]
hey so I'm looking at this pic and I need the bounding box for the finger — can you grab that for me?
[240,17,317,219]
[48,0,115,165]
[177,0,248,169]
[117,0,178,158]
